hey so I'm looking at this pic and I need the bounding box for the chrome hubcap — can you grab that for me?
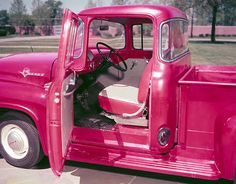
[1,123,29,159]
[8,130,24,151]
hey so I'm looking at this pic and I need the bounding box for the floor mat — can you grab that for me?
[75,114,116,130]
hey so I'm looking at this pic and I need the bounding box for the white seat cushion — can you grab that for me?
[98,84,142,115]
[99,84,139,104]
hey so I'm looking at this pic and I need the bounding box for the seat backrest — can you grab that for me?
[138,59,153,103]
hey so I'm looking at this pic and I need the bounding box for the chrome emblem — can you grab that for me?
[20,68,45,78]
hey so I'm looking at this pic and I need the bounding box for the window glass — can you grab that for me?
[132,24,153,50]
[132,24,142,49]
[143,24,153,50]
[74,19,84,58]
[65,19,76,65]
[161,24,169,51]
[89,19,125,49]
[161,20,188,61]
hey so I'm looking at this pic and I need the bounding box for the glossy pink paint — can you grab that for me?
[0,5,235,181]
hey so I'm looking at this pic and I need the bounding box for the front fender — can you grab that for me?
[0,81,48,155]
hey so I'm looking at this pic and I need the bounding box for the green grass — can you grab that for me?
[189,42,236,65]
[0,37,236,65]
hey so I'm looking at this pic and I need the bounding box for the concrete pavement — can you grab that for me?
[0,158,233,184]
[0,35,59,43]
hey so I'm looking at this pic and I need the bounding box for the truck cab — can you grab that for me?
[0,5,235,181]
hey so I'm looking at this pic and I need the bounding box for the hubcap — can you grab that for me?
[1,123,29,159]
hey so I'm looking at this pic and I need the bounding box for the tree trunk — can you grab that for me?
[211,4,218,42]
[190,8,194,38]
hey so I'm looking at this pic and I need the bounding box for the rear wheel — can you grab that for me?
[0,112,43,168]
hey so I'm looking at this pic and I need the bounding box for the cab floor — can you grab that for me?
[74,113,116,130]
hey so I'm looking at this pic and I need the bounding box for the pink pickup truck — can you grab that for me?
[0,5,235,182]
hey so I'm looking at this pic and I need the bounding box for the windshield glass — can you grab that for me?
[89,19,125,49]
[74,19,84,58]
[160,19,188,62]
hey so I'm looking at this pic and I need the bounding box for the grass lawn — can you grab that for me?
[189,42,236,65]
[0,37,236,65]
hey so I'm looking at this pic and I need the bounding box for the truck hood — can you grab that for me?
[0,52,57,87]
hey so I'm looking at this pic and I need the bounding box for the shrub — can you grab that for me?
[199,34,204,37]
[0,26,16,35]
[7,26,16,34]
[0,29,7,36]
[34,32,41,36]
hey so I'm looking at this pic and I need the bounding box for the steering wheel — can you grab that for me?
[96,42,127,72]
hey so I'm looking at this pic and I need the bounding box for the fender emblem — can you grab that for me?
[20,68,45,78]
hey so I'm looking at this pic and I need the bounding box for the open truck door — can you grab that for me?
[47,9,79,176]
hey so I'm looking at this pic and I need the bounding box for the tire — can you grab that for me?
[0,112,43,168]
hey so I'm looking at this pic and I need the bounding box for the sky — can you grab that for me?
[0,0,112,13]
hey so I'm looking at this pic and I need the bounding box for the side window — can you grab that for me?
[74,19,84,59]
[65,19,77,66]
[160,19,188,62]
[132,24,153,50]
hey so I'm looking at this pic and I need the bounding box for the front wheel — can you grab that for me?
[0,112,43,168]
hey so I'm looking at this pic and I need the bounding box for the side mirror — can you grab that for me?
[100,25,109,31]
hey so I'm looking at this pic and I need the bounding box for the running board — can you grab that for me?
[66,143,221,180]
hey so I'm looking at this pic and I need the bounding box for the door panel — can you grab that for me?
[61,73,75,156]
[47,9,78,176]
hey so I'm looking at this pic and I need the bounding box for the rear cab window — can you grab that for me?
[132,24,153,50]
[160,19,188,62]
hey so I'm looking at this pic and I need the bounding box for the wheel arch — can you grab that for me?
[0,103,48,156]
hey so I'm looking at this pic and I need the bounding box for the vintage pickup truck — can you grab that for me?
[0,5,235,182]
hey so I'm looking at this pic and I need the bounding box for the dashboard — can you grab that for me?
[85,48,110,72]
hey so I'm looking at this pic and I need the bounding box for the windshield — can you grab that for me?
[89,19,125,49]
[74,19,84,58]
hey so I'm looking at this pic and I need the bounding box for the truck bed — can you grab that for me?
[177,65,236,180]
[179,65,236,85]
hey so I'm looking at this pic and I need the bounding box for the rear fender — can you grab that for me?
[215,109,236,180]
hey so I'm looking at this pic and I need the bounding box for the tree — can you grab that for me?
[22,15,35,35]
[218,0,236,26]
[45,0,63,26]
[32,0,50,26]
[32,0,52,35]
[9,0,27,26]
[165,0,222,42]
[0,10,9,25]
[133,0,154,4]
[208,0,219,42]
[112,0,125,5]
[86,0,97,8]
[31,0,63,35]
